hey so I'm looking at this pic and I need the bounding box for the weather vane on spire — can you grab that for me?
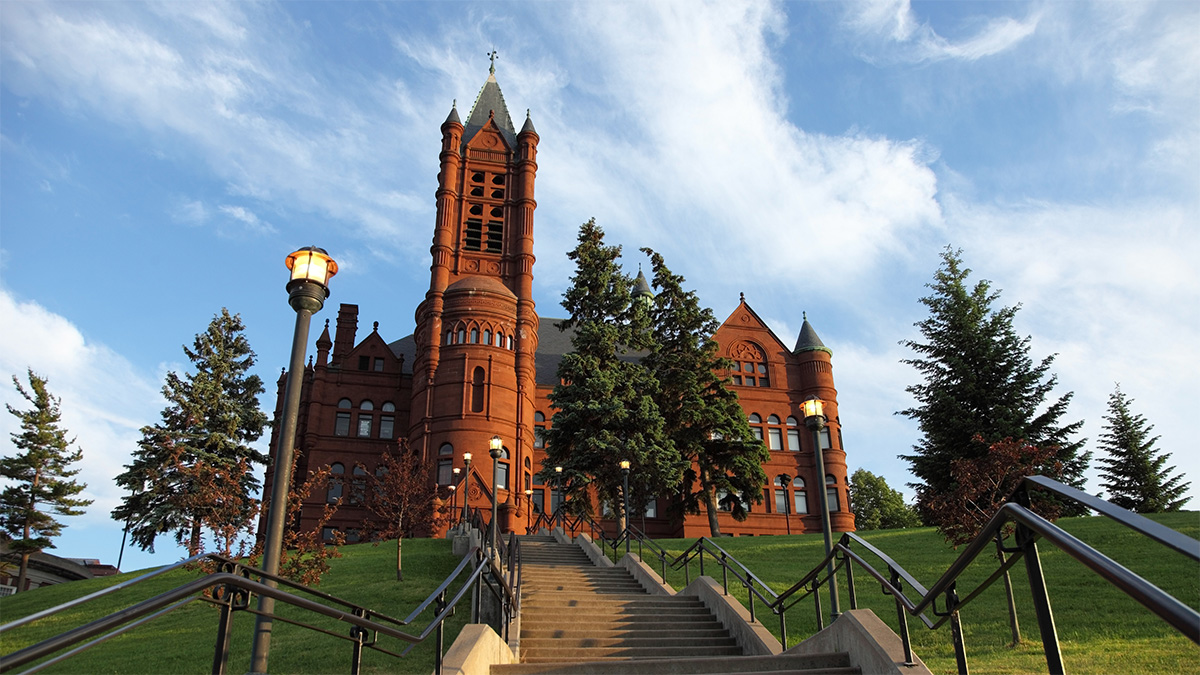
[488,49,498,74]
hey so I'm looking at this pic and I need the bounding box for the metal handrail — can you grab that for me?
[1,536,518,675]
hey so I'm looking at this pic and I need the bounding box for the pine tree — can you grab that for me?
[899,247,1088,522]
[848,469,921,531]
[2,370,92,593]
[1097,384,1190,513]
[542,221,685,520]
[641,248,767,536]
[112,309,268,554]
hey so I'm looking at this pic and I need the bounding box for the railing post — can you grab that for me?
[349,608,369,675]
[947,584,968,675]
[779,609,788,650]
[1017,521,1065,674]
[890,568,914,667]
[843,547,858,610]
[211,584,236,675]
[746,579,755,622]
[435,590,447,675]
[699,549,705,578]
[721,552,729,594]
[814,582,824,631]
[996,532,1022,645]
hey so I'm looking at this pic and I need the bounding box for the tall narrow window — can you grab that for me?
[327,463,344,503]
[793,477,808,514]
[534,411,546,448]
[470,328,479,344]
[820,428,833,450]
[437,459,453,485]
[471,367,485,413]
[767,414,783,450]
[379,402,396,440]
[465,219,483,250]
[644,498,657,518]
[496,447,509,491]
[748,413,764,442]
[486,222,503,253]
[826,475,840,512]
[786,417,801,451]
[350,467,368,505]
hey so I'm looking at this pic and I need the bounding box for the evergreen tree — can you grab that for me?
[899,247,1088,521]
[542,221,685,520]
[2,370,92,593]
[112,309,268,554]
[641,248,767,536]
[1097,384,1190,512]
[848,469,921,531]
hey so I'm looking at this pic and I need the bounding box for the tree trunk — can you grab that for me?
[189,521,202,556]
[16,553,30,594]
[396,514,403,581]
[700,471,722,537]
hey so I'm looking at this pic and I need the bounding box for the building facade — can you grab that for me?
[264,71,854,541]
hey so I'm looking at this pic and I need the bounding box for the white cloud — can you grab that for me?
[0,289,165,549]
[844,0,1039,62]
[218,204,277,235]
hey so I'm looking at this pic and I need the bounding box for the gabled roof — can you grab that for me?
[714,295,793,356]
[462,73,516,149]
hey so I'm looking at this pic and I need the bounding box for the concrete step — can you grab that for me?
[493,651,858,674]
[521,644,744,661]
[521,614,724,627]
[520,627,733,640]
[520,635,738,650]
[522,596,706,609]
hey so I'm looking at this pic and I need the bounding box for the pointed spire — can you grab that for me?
[445,99,461,126]
[633,268,654,302]
[316,320,332,368]
[463,63,516,148]
[520,108,537,135]
[794,315,832,356]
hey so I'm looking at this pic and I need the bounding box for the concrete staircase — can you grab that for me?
[492,535,860,675]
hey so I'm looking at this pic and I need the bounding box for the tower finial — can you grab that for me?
[488,49,498,74]
[803,311,807,321]
[740,292,745,303]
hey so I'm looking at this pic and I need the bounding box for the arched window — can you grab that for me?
[786,416,801,452]
[470,327,479,344]
[327,463,344,503]
[766,414,783,451]
[445,330,453,345]
[350,466,368,505]
[335,400,352,436]
[483,329,492,346]
[826,475,840,512]
[457,328,465,344]
[439,443,454,455]
[534,411,546,448]
[729,342,769,387]
[360,400,373,410]
[747,413,764,443]
[773,475,789,514]
[496,447,510,491]
[471,367,485,413]
[793,476,808,514]
[507,334,514,350]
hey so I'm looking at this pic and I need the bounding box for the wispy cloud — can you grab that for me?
[218,204,277,235]
[843,0,1039,63]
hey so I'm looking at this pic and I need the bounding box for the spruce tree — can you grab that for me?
[542,221,685,521]
[640,248,767,536]
[112,309,268,554]
[2,369,92,593]
[899,247,1088,521]
[1097,384,1190,512]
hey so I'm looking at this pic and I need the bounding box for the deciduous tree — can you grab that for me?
[359,445,441,581]
[1,370,92,593]
[641,248,766,536]
[1097,384,1190,513]
[848,469,921,531]
[542,221,684,520]
[112,309,268,554]
[899,247,1088,522]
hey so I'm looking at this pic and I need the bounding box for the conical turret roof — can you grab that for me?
[793,314,832,355]
[633,269,653,300]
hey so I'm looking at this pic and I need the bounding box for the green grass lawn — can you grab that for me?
[634,511,1199,675]
[0,539,469,674]
[3,514,1197,674]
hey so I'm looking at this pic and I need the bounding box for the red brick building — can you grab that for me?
[265,70,854,541]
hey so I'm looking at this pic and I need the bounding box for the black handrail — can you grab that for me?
[649,476,1199,674]
[1,532,521,675]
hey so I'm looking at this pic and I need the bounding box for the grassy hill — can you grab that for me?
[646,511,1199,674]
[2,513,1197,674]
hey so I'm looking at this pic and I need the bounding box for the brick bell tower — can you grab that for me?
[409,62,539,533]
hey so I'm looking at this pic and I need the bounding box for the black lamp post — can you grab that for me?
[523,489,533,533]
[554,466,563,530]
[250,246,337,674]
[778,473,792,536]
[489,435,503,552]
[461,453,472,529]
[619,460,631,554]
[450,467,460,527]
[803,396,839,620]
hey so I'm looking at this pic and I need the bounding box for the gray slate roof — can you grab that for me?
[462,73,516,149]
[793,318,832,355]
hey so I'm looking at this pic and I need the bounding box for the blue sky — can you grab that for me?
[2,1,1196,572]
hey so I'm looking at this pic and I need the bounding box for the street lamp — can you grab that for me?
[778,473,792,536]
[523,489,533,533]
[489,435,503,553]
[461,453,472,529]
[619,460,631,554]
[451,467,461,527]
[554,466,563,530]
[250,246,337,674]
[803,395,839,620]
